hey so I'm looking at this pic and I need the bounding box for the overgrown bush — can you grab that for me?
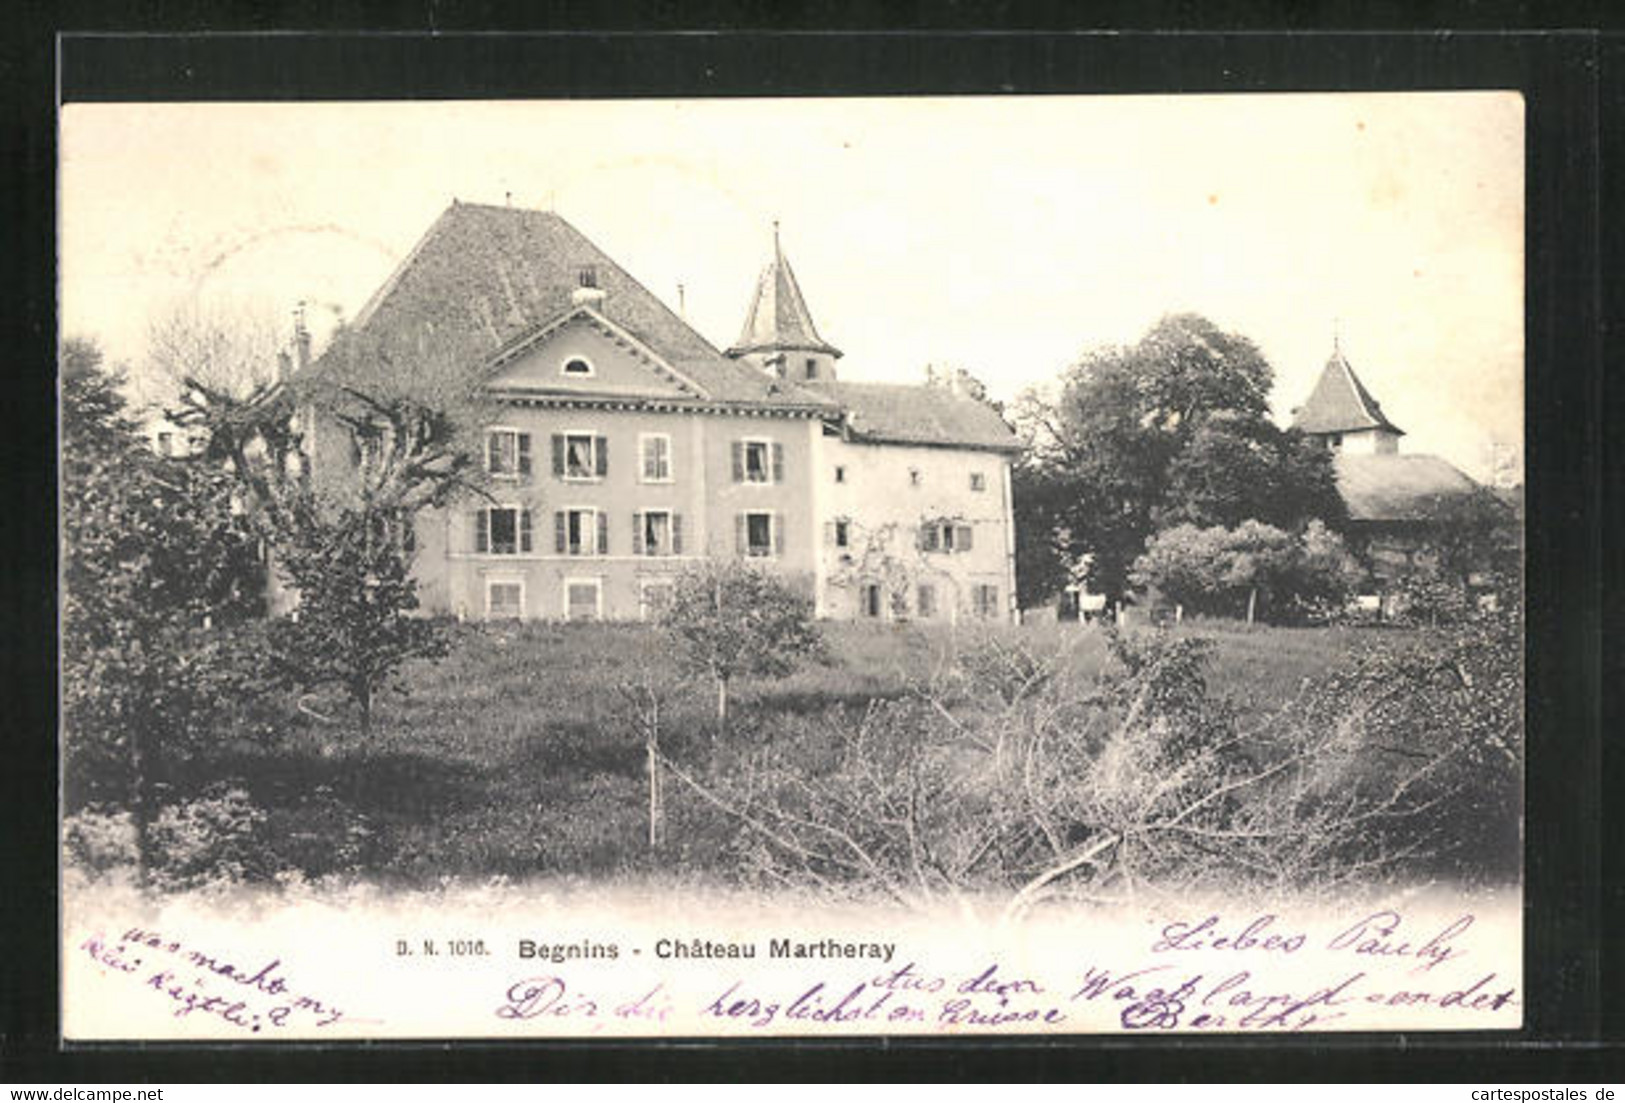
[667,617,1519,911]
[146,786,274,892]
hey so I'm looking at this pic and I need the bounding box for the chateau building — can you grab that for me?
[297,201,1019,623]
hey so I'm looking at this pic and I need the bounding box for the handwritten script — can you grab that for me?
[79,926,364,1034]
[486,908,1515,1034]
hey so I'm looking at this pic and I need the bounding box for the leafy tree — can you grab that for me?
[1013,314,1343,606]
[1131,519,1364,624]
[664,560,825,726]
[267,502,446,734]
[60,338,263,882]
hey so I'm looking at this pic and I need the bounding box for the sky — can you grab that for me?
[59,94,1523,480]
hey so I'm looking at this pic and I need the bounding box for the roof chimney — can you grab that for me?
[293,301,311,372]
[571,264,606,309]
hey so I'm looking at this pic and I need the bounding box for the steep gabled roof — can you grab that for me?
[1334,453,1482,522]
[726,230,842,358]
[1292,348,1404,436]
[315,202,832,410]
[825,381,1020,452]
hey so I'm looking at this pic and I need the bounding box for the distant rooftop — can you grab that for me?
[1334,453,1483,523]
[1292,347,1404,437]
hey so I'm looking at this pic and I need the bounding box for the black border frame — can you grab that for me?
[3,23,1615,1083]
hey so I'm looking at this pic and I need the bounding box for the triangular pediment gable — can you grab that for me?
[483,306,711,400]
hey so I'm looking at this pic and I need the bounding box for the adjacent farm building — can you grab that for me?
[1290,342,1514,601]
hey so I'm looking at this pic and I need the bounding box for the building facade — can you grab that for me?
[298,202,1020,623]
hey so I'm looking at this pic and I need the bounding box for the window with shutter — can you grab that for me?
[957,524,974,552]
[742,440,771,484]
[641,511,672,557]
[484,507,522,555]
[551,434,566,477]
[744,512,773,557]
[563,433,597,480]
[596,511,609,555]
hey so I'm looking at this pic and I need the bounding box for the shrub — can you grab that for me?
[147,786,274,892]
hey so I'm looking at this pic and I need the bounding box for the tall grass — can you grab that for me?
[204,619,1389,887]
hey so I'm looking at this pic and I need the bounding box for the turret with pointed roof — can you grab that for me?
[726,224,843,384]
[1291,342,1403,454]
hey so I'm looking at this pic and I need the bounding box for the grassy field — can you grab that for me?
[206,618,1393,889]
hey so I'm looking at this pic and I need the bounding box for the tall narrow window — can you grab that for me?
[744,440,769,483]
[740,511,777,558]
[636,510,674,557]
[487,429,532,479]
[555,432,606,480]
[916,584,937,619]
[475,506,532,555]
[969,471,987,492]
[862,584,883,619]
[973,584,1000,620]
[556,508,604,556]
[641,434,672,482]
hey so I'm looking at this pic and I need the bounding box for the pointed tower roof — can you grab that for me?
[1291,345,1404,436]
[727,224,842,359]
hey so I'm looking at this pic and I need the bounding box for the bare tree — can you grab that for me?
[672,626,1509,916]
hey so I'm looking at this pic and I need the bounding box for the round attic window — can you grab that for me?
[562,356,594,376]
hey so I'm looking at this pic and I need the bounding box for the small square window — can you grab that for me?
[835,465,847,484]
[804,358,818,380]
[909,468,922,487]
[566,580,601,622]
[970,472,987,492]
[487,581,523,619]
[834,519,850,548]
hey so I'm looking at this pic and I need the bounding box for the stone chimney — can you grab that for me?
[293,301,311,372]
[571,264,606,309]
